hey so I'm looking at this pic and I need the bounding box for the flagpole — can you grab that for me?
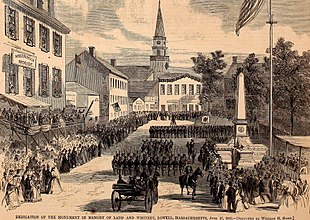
[267,0,276,157]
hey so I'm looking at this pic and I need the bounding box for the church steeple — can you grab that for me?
[154,0,165,37]
[150,0,169,77]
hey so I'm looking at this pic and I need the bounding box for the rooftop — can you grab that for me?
[66,82,99,96]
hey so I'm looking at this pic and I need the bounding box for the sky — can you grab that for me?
[55,0,310,67]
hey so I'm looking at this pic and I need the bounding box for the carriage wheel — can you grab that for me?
[153,187,159,204]
[111,191,121,211]
[145,190,153,213]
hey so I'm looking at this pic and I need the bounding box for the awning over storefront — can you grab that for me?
[0,93,51,109]
[275,135,310,149]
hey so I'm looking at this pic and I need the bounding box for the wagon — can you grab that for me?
[111,179,158,213]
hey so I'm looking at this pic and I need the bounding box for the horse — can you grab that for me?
[179,167,204,199]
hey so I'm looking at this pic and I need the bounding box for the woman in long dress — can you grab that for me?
[235,184,245,212]
[50,167,63,194]
[4,171,20,210]
[31,173,42,202]
[222,182,229,210]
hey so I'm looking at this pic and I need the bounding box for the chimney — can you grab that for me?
[232,56,238,64]
[48,0,55,17]
[110,59,116,67]
[89,46,95,57]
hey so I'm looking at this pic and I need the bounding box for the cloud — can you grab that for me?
[55,0,310,66]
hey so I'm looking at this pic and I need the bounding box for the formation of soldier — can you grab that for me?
[112,139,192,177]
[149,125,233,142]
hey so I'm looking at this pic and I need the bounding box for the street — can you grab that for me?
[2,120,309,218]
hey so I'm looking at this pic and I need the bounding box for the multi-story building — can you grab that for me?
[66,47,129,122]
[158,72,202,112]
[0,0,70,109]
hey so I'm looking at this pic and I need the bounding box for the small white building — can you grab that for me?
[158,72,202,112]
[128,81,158,112]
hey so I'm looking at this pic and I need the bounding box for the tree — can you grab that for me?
[191,51,227,112]
[265,38,310,135]
[232,53,269,121]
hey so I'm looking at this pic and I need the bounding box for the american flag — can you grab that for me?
[236,0,265,36]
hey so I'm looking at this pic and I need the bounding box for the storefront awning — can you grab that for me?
[0,93,51,109]
[275,135,310,149]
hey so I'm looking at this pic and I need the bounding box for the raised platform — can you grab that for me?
[216,137,267,169]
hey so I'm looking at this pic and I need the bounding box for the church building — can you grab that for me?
[117,0,202,112]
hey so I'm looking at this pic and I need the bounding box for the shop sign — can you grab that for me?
[12,49,36,69]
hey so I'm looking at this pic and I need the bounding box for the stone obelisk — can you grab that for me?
[216,70,267,169]
[234,72,248,137]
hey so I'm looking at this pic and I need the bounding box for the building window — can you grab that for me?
[174,84,179,95]
[5,64,19,94]
[160,84,165,95]
[189,84,194,95]
[181,84,187,95]
[52,68,62,98]
[5,6,19,40]
[39,24,50,52]
[23,67,35,97]
[39,64,49,97]
[53,32,62,57]
[196,84,201,94]
[24,16,35,47]
[37,0,43,9]
[167,84,172,95]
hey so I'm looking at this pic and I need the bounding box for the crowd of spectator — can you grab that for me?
[0,107,85,128]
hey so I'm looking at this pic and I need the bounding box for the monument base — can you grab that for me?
[216,136,267,169]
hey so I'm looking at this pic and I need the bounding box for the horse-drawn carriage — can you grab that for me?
[111,178,158,213]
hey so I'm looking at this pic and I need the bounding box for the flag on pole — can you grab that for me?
[235,0,265,36]
[112,102,121,112]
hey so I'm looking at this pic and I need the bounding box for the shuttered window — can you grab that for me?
[181,84,187,95]
[24,16,35,47]
[160,84,165,95]
[174,84,179,95]
[189,84,194,95]
[39,24,50,52]
[23,67,35,97]
[167,84,172,95]
[5,64,19,95]
[5,6,19,41]
[52,68,62,98]
[39,64,49,97]
[53,32,62,57]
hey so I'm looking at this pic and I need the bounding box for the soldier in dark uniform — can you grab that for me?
[179,154,187,176]
[161,156,167,176]
[112,155,117,174]
[128,156,134,176]
[148,156,155,176]
[167,156,173,176]
[172,157,179,176]
[141,155,148,173]
[134,155,141,175]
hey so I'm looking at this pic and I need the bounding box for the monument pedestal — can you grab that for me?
[216,137,268,169]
